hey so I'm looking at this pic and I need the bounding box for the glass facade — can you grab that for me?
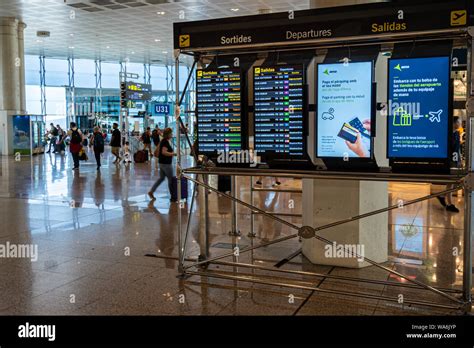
[24,55,194,133]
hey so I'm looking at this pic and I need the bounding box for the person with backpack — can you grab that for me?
[61,122,84,170]
[148,128,176,201]
[46,123,59,153]
[90,126,105,171]
[110,123,122,164]
[141,127,152,159]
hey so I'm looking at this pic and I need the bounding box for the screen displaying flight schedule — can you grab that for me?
[254,65,305,157]
[196,68,242,153]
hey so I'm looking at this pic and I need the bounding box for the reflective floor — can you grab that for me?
[0,147,472,315]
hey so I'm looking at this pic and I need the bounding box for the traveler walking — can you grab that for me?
[46,123,58,153]
[110,123,122,164]
[148,128,176,201]
[61,122,84,170]
[90,126,105,170]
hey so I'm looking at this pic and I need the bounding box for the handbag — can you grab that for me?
[78,148,88,161]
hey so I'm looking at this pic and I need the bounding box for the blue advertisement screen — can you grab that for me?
[317,62,373,158]
[387,56,450,159]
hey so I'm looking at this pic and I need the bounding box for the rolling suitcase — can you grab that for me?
[171,176,188,201]
[134,150,148,163]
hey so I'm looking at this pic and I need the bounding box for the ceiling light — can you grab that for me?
[131,51,135,54]
[106,46,110,49]
[162,51,168,54]
[157,11,165,15]
[69,46,74,49]
[231,8,239,12]
[36,39,43,43]
[154,39,161,42]
[69,33,74,37]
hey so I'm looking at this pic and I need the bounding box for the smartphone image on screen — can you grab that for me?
[349,117,370,139]
[337,123,359,144]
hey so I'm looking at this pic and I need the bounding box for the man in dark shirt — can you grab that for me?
[110,123,122,164]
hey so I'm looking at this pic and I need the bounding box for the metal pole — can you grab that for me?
[181,179,198,266]
[229,175,240,236]
[175,52,183,274]
[249,176,256,237]
[186,270,462,310]
[211,260,462,293]
[463,28,474,311]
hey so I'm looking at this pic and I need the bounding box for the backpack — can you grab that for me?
[70,129,82,144]
[94,132,104,149]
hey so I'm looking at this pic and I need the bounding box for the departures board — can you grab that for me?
[253,65,306,157]
[196,68,243,154]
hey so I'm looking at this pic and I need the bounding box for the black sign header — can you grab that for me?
[174,0,473,50]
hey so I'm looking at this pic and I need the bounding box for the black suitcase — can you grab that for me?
[218,175,231,193]
[171,177,188,201]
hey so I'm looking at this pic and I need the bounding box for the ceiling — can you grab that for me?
[0,0,311,66]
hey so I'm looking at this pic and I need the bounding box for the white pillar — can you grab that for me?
[0,17,26,155]
[301,1,389,268]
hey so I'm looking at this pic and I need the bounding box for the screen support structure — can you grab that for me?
[464,26,474,307]
[173,24,473,313]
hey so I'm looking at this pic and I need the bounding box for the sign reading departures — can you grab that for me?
[174,1,471,50]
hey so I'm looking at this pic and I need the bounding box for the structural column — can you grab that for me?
[302,0,389,268]
[0,17,26,155]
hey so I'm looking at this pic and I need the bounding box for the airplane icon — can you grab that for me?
[428,109,443,123]
[451,10,467,26]
[453,12,465,21]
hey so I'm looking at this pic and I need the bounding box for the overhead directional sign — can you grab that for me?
[126,82,152,101]
[174,0,472,50]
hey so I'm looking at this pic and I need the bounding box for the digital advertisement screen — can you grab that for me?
[254,65,305,157]
[316,61,373,159]
[196,68,242,153]
[387,56,450,159]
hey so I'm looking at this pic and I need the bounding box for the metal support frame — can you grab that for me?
[144,63,151,121]
[39,55,46,117]
[67,57,75,125]
[181,173,466,310]
[249,177,303,238]
[119,62,129,143]
[94,59,102,125]
[166,64,174,128]
[173,26,474,313]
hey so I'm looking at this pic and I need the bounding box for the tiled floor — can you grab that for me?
[0,147,472,316]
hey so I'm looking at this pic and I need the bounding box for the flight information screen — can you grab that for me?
[196,68,242,153]
[254,65,305,157]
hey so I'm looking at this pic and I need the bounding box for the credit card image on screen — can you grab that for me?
[387,56,450,159]
[196,68,243,154]
[316,61,373,159]
[338,123,359,144]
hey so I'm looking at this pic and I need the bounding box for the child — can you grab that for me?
[122,141,132,164]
